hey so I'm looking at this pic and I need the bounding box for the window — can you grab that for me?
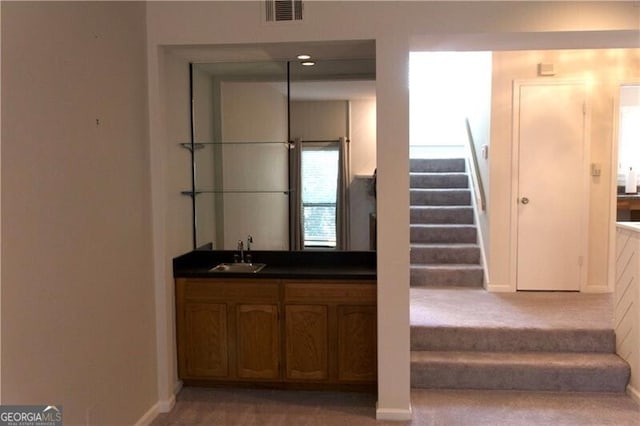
[301,144,339,247]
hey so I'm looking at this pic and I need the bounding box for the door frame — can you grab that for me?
[510,79,591,292]
[608,81,640,293]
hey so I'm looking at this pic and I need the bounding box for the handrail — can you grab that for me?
[464,118,487,211]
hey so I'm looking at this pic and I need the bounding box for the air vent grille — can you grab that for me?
[265,0,303,22]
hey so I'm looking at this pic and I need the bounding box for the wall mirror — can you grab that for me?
[187,55,376,251]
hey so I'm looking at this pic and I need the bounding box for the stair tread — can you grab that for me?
[411,243,480,248]
[411,264,483,269]
[411,350,628,367]
[411,188,470,192]
[411,224,476,228]
[411,205,473,209]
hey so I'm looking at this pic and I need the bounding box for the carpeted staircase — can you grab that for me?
[410,158,483,287]
[409,159,630,393]
[410,320,630,392]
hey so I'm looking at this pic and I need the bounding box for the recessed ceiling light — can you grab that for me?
[297,54,311,60]
[301,61,315,66]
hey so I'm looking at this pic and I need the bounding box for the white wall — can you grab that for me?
[2,2,157,424]
[146,1,640,419]
[489,48,640,292]
[615,224,640,403]
[290,100,347,140]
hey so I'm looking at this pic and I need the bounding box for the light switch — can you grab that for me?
[591,163,601,177]
[481,145,489,159]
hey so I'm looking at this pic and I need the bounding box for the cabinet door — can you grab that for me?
[236,304,280,379]
[184,303,229,378]
[337,305,376,382]
[285,305,328,380]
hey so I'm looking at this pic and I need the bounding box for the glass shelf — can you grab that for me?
[181,189,292,196]
[180,141,289,149]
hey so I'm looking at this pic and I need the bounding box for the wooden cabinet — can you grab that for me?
[283,280,376,385]
[236,304,280,379]
[183,302,228,378]
[175,278,280,382]
[337,305,377,381]
[175,277,376,389]
[285,305,329,380]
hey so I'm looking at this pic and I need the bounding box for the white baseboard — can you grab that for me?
[376,403,412,421]
[135,381,182,425]
[628,384,640,405]
[582,284,611,293]
[135,402,160,426]
[485,283,514,293]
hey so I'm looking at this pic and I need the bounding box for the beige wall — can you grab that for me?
[489,48,640,292]
[146,1,639,418]
[2,1,634,422]
[1,2,157,424]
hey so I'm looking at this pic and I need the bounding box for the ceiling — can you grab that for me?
[181,41,376,101]
[167,40,376,63]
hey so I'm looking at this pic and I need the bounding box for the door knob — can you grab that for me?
[521,197,529,205]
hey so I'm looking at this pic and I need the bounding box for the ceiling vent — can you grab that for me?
[265,0,303,22]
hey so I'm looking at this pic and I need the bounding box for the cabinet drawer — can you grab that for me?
[179,278,280,302]
[284,281,376,304]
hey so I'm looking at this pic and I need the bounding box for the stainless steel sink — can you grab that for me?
[209,262,266,273]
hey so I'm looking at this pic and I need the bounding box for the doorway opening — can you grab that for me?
[409,51,492,159]
[408,51,491,289]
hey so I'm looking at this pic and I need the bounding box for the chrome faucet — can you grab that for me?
[246,235,253,263]
[237,240,244,263]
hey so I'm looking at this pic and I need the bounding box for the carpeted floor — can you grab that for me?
[150,386,640,425]
[151,289,639,425]
[410,287,613,329]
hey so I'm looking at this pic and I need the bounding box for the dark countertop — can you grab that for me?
[617,194,640,200]
[617,186,640,200]
[173,249,376,280]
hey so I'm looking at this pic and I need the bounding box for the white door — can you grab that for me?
[515,81,588,291]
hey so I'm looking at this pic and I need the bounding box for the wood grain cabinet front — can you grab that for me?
[283,280,376,385]
[183,302,229,378]
[175,278,376,388]
[236,303,280,380]
[176,278,280,382]
[337,305,377,382]
[285,304,329,380]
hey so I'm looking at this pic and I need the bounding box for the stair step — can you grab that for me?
[411,225,477,244]
[411,351,630,392]
[411,326,616,353]
[411,244,481,265]
[410,264,484,287]
[410,172,468,189]
[410,206,474,225]
[411,189,471,206]
[410,158,465,173]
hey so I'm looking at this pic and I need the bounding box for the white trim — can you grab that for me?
[375,403,412,421]
[510,79,590,293]
[147,45,175,412]
[466,158,490,289]
[133,380,180,425]
[628,384,640,406]
[0,2,4,405]
[157,392,177,414]
[581,284,610,294]
[485,282,513,293]
[134,402,160,426]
